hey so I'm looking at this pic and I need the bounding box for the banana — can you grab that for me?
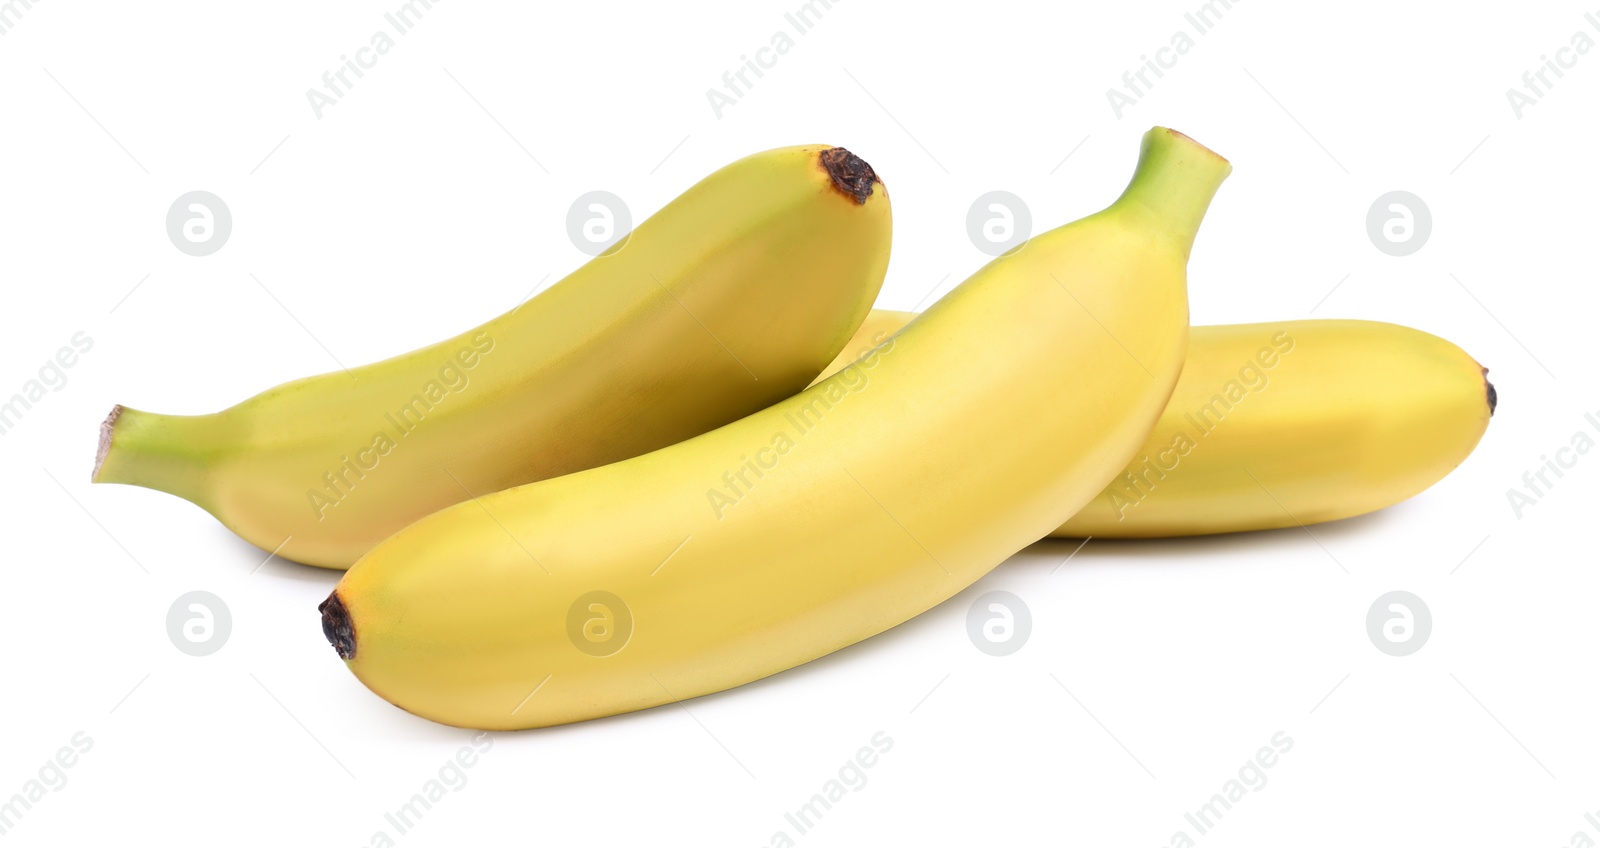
[321,127,1230,729]
[93,146,892,569]
[1057,319,1493,536]
[822,313,1493,537]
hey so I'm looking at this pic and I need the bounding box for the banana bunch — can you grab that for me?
[97,128,1492,731]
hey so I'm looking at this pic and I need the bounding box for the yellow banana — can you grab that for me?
[822,313,1493,537]
[93,146,891,569]
[322,127,1230,729]
[1059,319,1493,536]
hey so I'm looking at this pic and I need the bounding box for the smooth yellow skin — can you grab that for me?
[330,128,1230,730]
[809,308,919,386]
[824,314,1493,537]
[1062,319,1493,536]
[93,146,891,568]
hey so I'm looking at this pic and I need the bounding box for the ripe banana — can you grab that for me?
[1058,319,1493,536]
[321,127,1230,729]
[822,313,1493,537]
[94,146,892,569]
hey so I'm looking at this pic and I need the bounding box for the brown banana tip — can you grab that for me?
[819,147,879,205]
[320,591,356,660]
[1482,367,1497,417]
[93,405,123,482]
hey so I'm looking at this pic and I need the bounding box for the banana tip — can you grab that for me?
[1482,367,1497,417]
[819,147,879,205]
[320,591,356,660]
[1159,127,1230,167]
[92,404,123,482]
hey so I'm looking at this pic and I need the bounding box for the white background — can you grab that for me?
[2,0,1596,845]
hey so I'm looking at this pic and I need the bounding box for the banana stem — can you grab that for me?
[93,405,222,510]
[1113,127,1232,260]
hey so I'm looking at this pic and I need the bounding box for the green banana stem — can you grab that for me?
[1113,127,1232,260]
[93,405,223,511]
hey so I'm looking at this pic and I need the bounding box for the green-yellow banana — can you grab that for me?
[94,146,892,568]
